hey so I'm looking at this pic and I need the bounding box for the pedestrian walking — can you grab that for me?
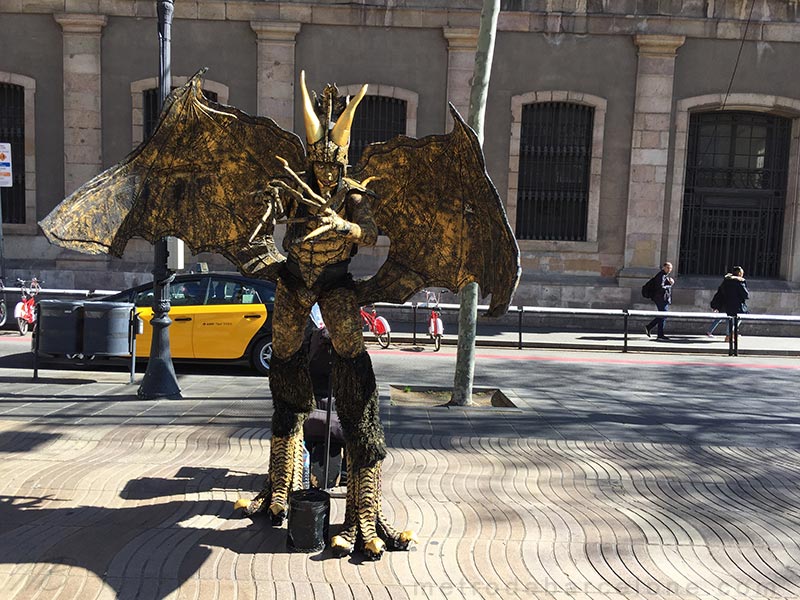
[706,272,729,337]
[706,316,726,337]
[716,266,749,342]
[644,262,675,340]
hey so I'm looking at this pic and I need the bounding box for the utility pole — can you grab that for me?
[450,0,500,406]
[138,0,181,399]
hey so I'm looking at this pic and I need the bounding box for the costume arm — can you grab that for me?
[319,191,377,245]
[345,192,378,245]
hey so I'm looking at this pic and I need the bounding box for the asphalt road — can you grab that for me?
[2,328,798,450]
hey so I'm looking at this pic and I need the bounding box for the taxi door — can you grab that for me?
[132,278,206,358]
[192,278,267,359]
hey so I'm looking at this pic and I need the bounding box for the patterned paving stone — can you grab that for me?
[3,354,800,599]
[2,414,800,599]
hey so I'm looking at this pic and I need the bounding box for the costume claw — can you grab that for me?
[269,503,287,526]
[276,155,326,207]
[387,529,417,551]
[330,460,415,559]
[362,538,385,560]
[303,223,333,241]
[234,487,270,517]
[330,535,354,557]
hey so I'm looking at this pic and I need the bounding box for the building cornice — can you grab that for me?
[53,13,107,33]
[0,2,795,44]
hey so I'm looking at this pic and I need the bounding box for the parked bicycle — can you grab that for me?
[0,278,7,328]
[14,277,42,335]
[422,289,445,351]
[360,304,391,349]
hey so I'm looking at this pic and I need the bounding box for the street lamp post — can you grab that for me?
[137,0,181,399]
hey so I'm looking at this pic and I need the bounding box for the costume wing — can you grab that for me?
[39,69,306,280]
[352,105,520,317]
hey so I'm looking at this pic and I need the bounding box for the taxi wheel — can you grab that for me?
[251,336,272,376]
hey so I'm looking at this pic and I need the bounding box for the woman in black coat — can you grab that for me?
[719,266,749,338]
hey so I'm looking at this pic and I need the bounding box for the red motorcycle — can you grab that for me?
[360,305,391,348]
[14,277,41,335]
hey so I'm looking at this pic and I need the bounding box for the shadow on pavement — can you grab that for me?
[0,375,97,385]
[0,430,61,453]
[0,350,264,379]
[0,467,304,599]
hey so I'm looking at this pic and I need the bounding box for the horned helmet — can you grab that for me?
[300,70,368,173]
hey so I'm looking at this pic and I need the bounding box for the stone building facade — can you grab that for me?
[2,0,800,316]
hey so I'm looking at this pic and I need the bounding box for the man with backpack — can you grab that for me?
[643,261,675,340]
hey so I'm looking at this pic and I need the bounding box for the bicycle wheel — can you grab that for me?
[377,331,391,349]
[433,334,441,352]
[0,301,6,328]
[17,317,28,336]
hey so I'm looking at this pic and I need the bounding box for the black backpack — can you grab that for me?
[641,275,659,300]
[710,286,724,311]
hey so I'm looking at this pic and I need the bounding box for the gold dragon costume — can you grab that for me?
[39,69,521,560]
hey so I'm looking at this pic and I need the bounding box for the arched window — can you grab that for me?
[348,95,407,165]
[337,85,418,167]
[679,111,791,277]
[515,101,594,241]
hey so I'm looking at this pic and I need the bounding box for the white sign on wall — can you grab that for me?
[0,142,12,187]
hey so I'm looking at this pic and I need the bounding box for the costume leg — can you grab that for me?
[237,278,314,522]
[319,290,415,559]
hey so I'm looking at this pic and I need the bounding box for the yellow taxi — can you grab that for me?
[106,273,276,374]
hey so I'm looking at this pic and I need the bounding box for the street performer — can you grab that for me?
[235,73,414,560]
[39,66,520,562]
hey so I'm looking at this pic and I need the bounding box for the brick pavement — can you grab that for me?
[1,354,800,599]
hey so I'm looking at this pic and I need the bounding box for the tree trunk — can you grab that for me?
[450,0,500,406]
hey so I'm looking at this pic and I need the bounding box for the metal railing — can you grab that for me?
[386,301,800,357]
[7,287,797,358]
[0,285,116,298]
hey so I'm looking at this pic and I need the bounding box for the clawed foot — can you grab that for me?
[233,432,305,524]
[329,512,416,561]
[379,519,417,552]
[233,444,417,560]
[330,461,416,560]
[234,489,269,517]
[330,528,391,560]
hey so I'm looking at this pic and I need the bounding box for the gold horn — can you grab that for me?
[300,70,324,144]
[330,84,368,147]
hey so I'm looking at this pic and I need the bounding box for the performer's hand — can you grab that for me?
[303,209,362,241]
[320,212,353,236]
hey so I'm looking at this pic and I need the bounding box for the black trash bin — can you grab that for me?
[286,488,330,553]
[37,299,84,355]
[83,301,134,356]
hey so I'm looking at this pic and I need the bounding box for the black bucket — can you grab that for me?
[286,488,330,553]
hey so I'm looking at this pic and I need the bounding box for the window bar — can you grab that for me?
[0,83,25,224]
